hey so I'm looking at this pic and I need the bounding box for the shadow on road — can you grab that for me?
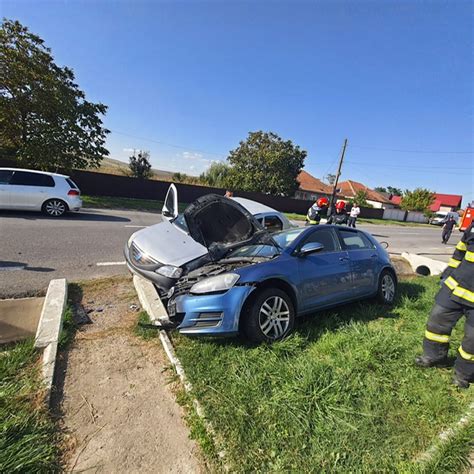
[0,210,131,222]
[0,260,55,272]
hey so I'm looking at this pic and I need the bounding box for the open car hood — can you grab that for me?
[183,194,274,261]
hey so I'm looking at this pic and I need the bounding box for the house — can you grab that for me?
[338,180,394,209]
[295,170,334,201]
[390,193,463,212]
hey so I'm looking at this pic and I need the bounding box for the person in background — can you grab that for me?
[224,190,234,198]
[306,197,329,225]
[442,216,456,244]
[347,202,360,228]
[327,201,348,225]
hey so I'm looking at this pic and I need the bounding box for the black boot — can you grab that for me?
[415,355,449,368]
[452,373,470,389]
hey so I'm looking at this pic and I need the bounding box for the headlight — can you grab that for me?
[156,265,183,279]
[190,273,240,295]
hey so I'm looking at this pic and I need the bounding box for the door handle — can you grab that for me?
[339,256,349,262]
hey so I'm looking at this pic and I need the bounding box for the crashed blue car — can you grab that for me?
[164,194,397,342]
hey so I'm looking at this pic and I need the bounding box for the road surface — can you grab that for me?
[0,208,462,297]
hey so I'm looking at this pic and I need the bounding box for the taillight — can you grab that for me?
[68,189,80,196]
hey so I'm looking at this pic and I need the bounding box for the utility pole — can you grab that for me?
[328,138,348,217]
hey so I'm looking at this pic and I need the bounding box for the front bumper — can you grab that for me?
[123,243,176,294]
[175,285,256,336]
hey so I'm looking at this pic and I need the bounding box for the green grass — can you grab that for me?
[82,195,188,213]
[134,311,160,340]
[171,277,474,472]
[0,340,59,472]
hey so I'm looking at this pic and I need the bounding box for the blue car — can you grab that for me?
[165,194,397,342]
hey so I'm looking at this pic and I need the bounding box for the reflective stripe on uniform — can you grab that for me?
[456,241,467,251]
[307,220,319,225]
[458,346,474,361]
[444,276,458,290]
[452,286,474,303]
[465,251,474,262]
[448,258,461,268]
[425,330,450,343]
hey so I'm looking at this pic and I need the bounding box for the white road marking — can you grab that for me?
[125,225,146,228]
[96,261,126,266]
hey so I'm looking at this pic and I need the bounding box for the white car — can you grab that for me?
[0,167,82,217]
[124,184,293,294]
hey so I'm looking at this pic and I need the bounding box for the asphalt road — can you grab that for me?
[0,208,463,297]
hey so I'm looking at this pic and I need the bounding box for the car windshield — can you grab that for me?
[272,227,305,248]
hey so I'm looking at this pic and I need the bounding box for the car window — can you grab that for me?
[0,170,13,184]
[339,229,373,250]
[301,228,338,252]
[66,178,78,189]
[272,228,305,248]
[10,171,55,187]
[264,215,283,232]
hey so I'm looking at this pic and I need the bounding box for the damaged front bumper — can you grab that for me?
[173,285,256,336]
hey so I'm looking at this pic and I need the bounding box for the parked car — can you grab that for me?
[0,168,82,217]
[429,211,460,226]
[124,184,293,293]
[162,193,397,342]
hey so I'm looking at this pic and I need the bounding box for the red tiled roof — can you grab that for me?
[390,195,402,205]
[390,193,462,211]
[297,170,333,194]
[338,180,392,204]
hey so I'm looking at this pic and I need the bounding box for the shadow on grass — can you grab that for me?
[186,279,427,350]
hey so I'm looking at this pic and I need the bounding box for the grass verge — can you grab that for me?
[171,277,474,472]
[0,340,59,472]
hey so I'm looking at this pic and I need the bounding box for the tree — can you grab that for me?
[374,186,387,193]
[172,172,187,183]
[129,150,152,179]
[226,131,306,196]
[349,190,372,207]
[199,161,233,188]
[0,19,109,171]
[400,188,435,214]
[374,186,403,196]
[325,173,336,185]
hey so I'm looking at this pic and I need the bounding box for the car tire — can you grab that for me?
[42,199,68,217]
[376,269,397,305]
[241,288,295,343]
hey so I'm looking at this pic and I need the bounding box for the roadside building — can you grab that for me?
[294,170,334,201]
[389,193,463,212]
[338,180,394,209]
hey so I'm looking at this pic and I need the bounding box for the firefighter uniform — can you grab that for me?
[417,224,474,387]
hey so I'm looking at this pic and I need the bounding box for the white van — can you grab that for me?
[429,211,459,226]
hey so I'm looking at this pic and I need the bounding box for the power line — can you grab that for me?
[349,144,473,154]
[345,159,469,171]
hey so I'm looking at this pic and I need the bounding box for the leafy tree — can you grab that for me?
[374,186,387,193]
[325,173,336,185]
[349,190,372,207]
[199,161,233,188]
[172,172,188,183]
[400,188,435,214]
[129,150,152,179]
[0,19,109,171]
[387,186,402,196]
[227,131,306,196]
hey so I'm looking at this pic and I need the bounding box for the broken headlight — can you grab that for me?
[156,265,183,279]
[190,273,240,295]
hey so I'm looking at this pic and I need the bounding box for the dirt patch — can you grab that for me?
[390,255,415,277]
[54,276,202,473]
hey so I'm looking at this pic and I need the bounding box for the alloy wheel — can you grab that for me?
[45,200,66,216]
[258,295,290,340]
[381,274,395,302]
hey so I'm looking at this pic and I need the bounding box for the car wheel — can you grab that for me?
[377,270,397,305]
[42,199,68,217]
[242,288,295,343]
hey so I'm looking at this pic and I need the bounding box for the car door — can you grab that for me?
[337,228,378,297]
[296,227,353,312]
[0,170,13,209]
[9,171,55,209]
[162,184,178,221]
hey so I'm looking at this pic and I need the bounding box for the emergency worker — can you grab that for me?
[415,223,474,388]
[327,201,348,225]
[306,197,329,225]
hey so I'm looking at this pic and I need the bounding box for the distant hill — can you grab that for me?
[94,157,175,181]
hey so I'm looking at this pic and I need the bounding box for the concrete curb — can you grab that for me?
[34,278,68,405]
[132,275,228,467]
[401,252,448,276]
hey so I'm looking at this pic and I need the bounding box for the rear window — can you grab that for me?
[66,178,78,189]
[0,170,13,184]
[10,171,55,187]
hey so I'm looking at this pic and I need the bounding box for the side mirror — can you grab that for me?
[299,242,324,256]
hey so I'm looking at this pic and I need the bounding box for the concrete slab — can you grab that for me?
[0,297,45,344]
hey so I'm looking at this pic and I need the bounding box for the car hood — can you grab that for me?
[183,194,274,261]
[131,219,208,267]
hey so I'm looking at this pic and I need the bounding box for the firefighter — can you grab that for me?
[306,197,329,225]
[415,223,474,388]
[327,201,348,225]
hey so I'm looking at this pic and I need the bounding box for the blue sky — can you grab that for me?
[4,0,473,203]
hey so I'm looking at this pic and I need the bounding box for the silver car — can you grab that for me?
[0,168,82,217]
[124,184,293,294]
